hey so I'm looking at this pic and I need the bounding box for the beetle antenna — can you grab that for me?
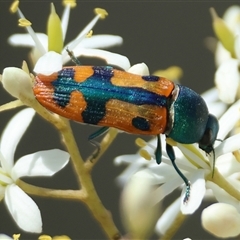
[211,148,216,178]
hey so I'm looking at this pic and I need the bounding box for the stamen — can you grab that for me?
[64,8,108,56]
[166,138,177,146]
[61,0,76,41]
[135,138,147,148]
[10,1,46,55]
[9,0,19,13]
[63,0,77,8]
[94,8,108,19]
[13,234,21,240]
[139,149,152,161]
[18,18,31,27]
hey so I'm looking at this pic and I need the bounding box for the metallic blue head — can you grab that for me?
[167,85,219,153]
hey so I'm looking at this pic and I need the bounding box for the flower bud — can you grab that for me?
[127,63,149,75]
[201,203,240,238]
[1,67,34,100]
[120,170,161,239]
[47,3,63,53]
[210,8,235,57]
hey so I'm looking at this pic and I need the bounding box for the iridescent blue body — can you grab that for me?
[34,65,219,202]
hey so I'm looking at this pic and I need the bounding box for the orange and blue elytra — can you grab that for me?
[33,64,219,203]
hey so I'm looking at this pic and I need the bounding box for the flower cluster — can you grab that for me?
[0,0,128,236]
[115,5,240,239]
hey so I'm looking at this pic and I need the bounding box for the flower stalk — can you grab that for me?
[160,212,187,240]
[208,169,240,201]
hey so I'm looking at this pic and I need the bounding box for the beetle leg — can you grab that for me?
[155,135,162,164]
[66,47,81,66]
[166,142,191,203]
[88,126,110,160]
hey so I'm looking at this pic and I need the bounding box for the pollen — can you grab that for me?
[10,0,19,13]
[63,0,76,8]
[53,235,71,240]
[18,18,32,27]
[94,8,108,19]
[135,138,147,148]
[38,235,52,240]
[13,234,21,240]
[86,30,93,38]
[140,149,152,161]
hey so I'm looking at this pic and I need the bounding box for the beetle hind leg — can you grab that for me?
[155,135,162,164]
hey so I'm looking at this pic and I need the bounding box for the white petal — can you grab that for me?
[1,67,34,100]
[155,197,181,235]
[151,175,183,204]
[215,59,240,104]
[201,87,219,103]
[216,153,240,177]
[5,184,42,233]
[33,51,62,75]
[127,63,150,75]
[8,33,48,51]
[115,156,148,186]
[215,133,240,158]
[217,99,240,140]
[74,35,123,49]
[181,169,206,214]
[12,149,69,180]
[0,234,13,240]
[0,108,35,173]
[61,4,71,41]
[206,102,227,119]
[64,48,131,70]
[215,42,231,67]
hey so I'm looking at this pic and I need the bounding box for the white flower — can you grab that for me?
[0,108,70,233]
[210,6,240,104]
[9,1,130,75]
[0,234,14,240]
[115,93,240,236]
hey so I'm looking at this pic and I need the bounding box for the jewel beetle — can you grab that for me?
[33,61,219,202]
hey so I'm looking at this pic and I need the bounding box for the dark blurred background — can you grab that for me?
[0,1,238,239]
